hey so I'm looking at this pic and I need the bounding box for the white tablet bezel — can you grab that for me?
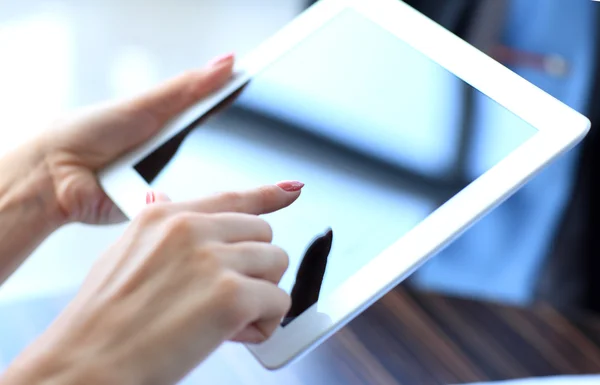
[98,0,590,370]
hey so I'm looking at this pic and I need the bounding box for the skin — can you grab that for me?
[0,54,302,385]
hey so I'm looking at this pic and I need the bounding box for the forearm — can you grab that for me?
[0,140,98,384]
[0,139,64,284]
[2,350,105,385]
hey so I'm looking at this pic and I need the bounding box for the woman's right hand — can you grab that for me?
[3,181,304,385]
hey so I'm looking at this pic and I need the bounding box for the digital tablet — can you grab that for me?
[98,0,590,370]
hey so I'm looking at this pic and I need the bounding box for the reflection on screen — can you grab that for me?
[133,9,537,326]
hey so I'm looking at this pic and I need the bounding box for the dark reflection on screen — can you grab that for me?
[281,228,332,327]
[135,86,248,185]
[133,8,537,327]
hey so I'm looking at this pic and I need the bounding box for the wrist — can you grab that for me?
[3,309,147,385]
[0,137,66,231]
[0,137,66,283]
[2,344,122,385]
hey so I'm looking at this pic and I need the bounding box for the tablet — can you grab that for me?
[98,0,590,370]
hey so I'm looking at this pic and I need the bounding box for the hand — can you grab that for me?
[149,192,331,327]
[40,53,235,225]
[5,182,304,385]
[0,55,235,285]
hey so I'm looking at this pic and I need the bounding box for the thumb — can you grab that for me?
[128,53,235,128]
[88,54,235,164]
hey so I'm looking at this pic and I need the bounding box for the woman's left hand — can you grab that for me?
[41,53,234,225]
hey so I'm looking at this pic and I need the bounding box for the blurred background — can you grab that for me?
[1,0,600,383]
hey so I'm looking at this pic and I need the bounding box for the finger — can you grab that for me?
[219,242,289,284]
[146,191,172,204]
[174,182,304,215]
[154,191,171,203]
[128,53,235,127]
[231,326,269,344]
[74,54,235,168]
[134,82,245,185]
[210,213,273,243]
[238,278,291,342]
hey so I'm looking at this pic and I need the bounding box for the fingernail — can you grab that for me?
[207,53,234,69]
[146,191,155,204]
[276,181,305,192]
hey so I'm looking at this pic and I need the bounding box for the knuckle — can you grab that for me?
[137,205,167,225]
[193,243,222,271]
[216,272,243,301]
[172,71,205,104]
[218,191,245,212]
[180,70,205,89]
[186,73,209,98]
[164,213,195,238]
[256,186,278,206]
[214,273,253,327]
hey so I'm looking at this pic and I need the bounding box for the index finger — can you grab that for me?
[173,181,304,215]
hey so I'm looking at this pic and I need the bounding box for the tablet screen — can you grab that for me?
[133,9,537,326]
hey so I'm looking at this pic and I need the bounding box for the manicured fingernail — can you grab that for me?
[146,191,155,204]
[276,181,305,192]
[207,53,234,68]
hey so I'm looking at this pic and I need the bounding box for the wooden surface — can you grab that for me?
[2,285,600,384]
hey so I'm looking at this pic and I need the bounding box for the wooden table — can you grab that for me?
[2,284,600,385]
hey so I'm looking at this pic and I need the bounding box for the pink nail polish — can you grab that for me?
[207,53,235,68]
[276,181,305,192]
[146,191,155,204]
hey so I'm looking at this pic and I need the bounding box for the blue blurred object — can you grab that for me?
[412,0,598,304]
